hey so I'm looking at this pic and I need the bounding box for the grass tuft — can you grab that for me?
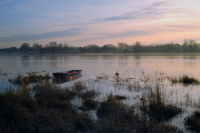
[79,99,99,111]
[148,101,182,122]
[184,111,200,132]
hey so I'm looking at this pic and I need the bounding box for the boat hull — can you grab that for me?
[53,70,82,78]
[53,74,82,84]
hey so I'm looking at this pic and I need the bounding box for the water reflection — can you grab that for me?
[20,55,31,66]
[53,74,82,84]
[1,53,200,80]
[182,55,198,60]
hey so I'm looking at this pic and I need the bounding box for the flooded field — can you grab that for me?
[1,53,200,132]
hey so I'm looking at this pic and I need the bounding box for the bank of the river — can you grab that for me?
[1,71,200,132]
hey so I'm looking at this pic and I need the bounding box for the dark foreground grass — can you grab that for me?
[0,72,186,133]
[79,99,99,111]
[184,111,200,132]
[97,94,182,133]
[0,83,97,133]
[0,84,183,133]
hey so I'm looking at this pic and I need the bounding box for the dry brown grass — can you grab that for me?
[1,71,189,133]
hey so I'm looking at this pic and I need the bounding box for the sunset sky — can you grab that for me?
[0,0,200,48]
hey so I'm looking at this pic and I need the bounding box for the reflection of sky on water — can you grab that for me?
[0,53,200,81]
[1,53,200,93]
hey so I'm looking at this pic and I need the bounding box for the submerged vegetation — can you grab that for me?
[1,71,200,132]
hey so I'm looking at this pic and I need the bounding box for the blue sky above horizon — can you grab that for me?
[0,0,200,48]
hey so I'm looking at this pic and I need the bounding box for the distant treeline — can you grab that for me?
[1,39,200,53]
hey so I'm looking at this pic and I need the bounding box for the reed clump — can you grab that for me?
[96,94,182,133]
[144,83,182,122]
[184,111,200,132]
[79,99,99,111]
[78,88,99,111]
[72,81,87,92]
[148,101,182,122]
[33,81,77,105]
[97,94,129,118]
[97,94,140,132]
[9,72,51,85]
[168,74,200,86]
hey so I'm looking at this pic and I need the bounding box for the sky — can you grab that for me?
[0,0,200,48]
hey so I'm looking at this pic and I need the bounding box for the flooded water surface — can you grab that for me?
[1,53,200,78]
[1,53,200,90]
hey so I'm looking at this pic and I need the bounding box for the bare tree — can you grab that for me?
[19,42,31,53]
[47,41,58,53]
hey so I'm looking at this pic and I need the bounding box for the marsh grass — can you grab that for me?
[96,94,182,133]
[1,71,196,133]
[0,81,97,133]
[0,85,183,133]
[33,80,77,103]
[97,94,141,132]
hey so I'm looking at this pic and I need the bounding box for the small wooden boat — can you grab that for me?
[53,74,82,84]
[53,70,82,78]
